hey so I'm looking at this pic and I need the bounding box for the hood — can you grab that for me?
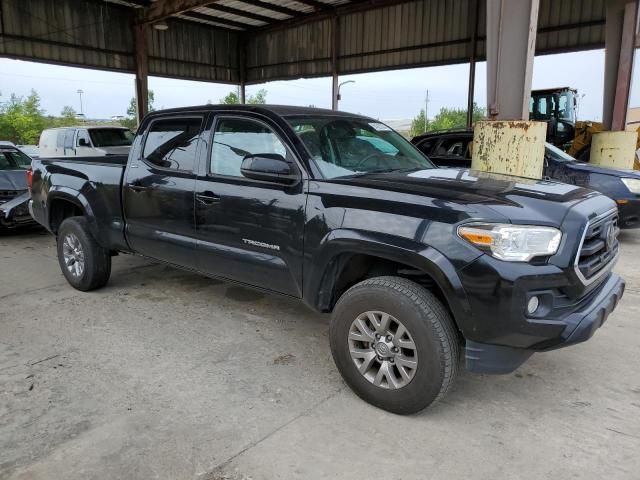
[96,145,131,155]
[0,170,28,191]
[332,168,602,227]
[564,160,640,179]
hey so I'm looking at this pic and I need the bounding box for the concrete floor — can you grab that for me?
[1,228,639,480]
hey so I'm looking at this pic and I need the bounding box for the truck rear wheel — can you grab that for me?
[57,217,111,291]
[330,276,459,414]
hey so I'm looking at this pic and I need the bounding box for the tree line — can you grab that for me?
[0,90,78,144]
[1,86,484,145]
[0,88,269,143]
[409,103,486,137]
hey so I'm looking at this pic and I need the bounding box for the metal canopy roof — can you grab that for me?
[0,0,607,85]
[118,0,355,31]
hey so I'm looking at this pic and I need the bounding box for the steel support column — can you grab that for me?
[133,20,149,126]
[477,0,545,179]
[486,0,540,120]
[466,0,479,128]
[331,15,339,111]
[603,0,639,131]
[239,34,247,104]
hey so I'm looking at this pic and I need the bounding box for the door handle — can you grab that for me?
[129,183,148,192]
[196,191,220,205]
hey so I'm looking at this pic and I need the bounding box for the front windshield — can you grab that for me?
[286,116,433,178]
[545,143,576,163]
[89,129,134,147]
[0,149,32,170]
[530,91,576,123]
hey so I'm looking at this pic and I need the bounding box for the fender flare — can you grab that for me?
[304,229,472,328]
[47,188,103,246]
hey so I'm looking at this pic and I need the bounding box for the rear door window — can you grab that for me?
[64,130,75,150]
[143,117,203,172]
[56,130,67,148]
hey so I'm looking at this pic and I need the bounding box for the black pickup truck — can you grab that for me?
[29,105,625,414]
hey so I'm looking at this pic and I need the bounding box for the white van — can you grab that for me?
[38,126,134,158]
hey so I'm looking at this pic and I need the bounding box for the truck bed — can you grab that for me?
[38,155,129,166]
[30,155,130,251]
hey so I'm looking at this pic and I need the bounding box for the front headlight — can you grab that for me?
[458,223,562,262]
[621,178,640,194]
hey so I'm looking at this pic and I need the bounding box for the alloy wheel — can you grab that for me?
[348,311,418,389]
[62,233,85,278]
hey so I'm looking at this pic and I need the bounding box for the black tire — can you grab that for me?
[330,276,460,415]
[56,216,111,291]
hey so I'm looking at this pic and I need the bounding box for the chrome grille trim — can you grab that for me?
[574,207,619,286]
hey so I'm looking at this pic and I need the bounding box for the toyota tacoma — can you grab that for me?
[28,105,625,414]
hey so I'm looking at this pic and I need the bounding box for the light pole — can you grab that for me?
[335,80,355,111]
[424,89,430,133]
[77,89,84,116]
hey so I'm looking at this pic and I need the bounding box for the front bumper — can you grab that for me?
[0,192,36,228]
[465,273,625,374]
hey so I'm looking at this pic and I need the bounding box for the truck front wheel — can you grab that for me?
[57,217,111,291]
[330,276,459,414]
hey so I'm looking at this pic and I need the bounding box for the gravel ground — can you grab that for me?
[1,227,639,480]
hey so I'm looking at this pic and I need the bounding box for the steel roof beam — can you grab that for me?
[233,0,301,17]
[292,0,333,12]
[181,10,249,29]
[142,0,218,24]
[253,0,414,34]
[202,4,275,23]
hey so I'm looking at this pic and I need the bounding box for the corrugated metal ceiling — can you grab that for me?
[0,0,608,85]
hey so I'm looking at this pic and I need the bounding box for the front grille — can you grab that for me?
[575,209,619,285]
[0,190,25,205]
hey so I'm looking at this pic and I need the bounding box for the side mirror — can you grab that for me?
[78,138,89,147]
[240,154,299,185]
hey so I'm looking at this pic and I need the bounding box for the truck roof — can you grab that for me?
[531,87,578,94]
[42,126,130,131]
[144,104,375,120]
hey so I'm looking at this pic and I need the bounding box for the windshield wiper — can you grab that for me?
[364,167,423,174]
[335,167,423,179]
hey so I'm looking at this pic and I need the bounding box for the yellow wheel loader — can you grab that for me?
[530,87,640,169]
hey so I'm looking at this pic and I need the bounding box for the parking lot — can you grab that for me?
[0,227,639,480]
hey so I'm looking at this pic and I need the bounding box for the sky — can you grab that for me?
[1,49,638,122]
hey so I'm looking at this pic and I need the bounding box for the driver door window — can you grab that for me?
[77,130,91,147]
[211,118,287,177]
